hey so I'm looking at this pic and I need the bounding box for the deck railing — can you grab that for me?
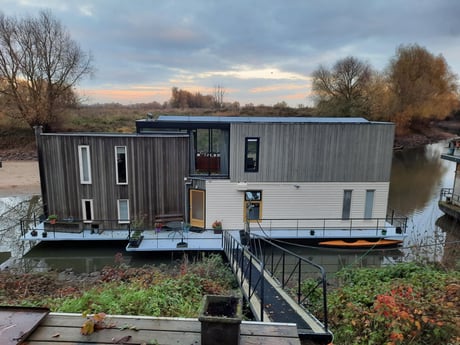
[253,215,407,237]
[223,231,329,332]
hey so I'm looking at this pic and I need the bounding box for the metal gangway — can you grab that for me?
[223,231,333,344]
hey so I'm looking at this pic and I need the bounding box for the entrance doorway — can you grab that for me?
[190,189,205,228]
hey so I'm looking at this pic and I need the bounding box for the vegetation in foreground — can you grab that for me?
[0,254,238,317]
[1,251,459,345]
[324,263,459,345]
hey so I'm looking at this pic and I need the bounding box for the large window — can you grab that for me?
[82,199,93,223]
[117,199,130,224]
[115,146,128,184]
[191,128,229,176]
[364,190,375,219]
[342,190,352,220]
[244,190,262,222]
[78,145,92,184]
[244,138,259,172]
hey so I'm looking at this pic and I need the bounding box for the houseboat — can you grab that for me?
[439,137,460,220]
[22,116,406,249]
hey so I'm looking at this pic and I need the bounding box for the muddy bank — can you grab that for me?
[394,120,458,149]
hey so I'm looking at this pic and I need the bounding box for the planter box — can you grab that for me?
[199,295,242,345]
[128,235,143,248]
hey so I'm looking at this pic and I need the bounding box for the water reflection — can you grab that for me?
[389,142,448,216]
[435,215,460,269]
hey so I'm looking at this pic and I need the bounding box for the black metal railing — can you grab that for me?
[223,231,329,332]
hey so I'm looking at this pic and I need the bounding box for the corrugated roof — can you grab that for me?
[152,115,370,124]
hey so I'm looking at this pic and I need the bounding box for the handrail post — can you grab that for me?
[282,251,286,288]
[260,250,265,322]
[297,258,302,304]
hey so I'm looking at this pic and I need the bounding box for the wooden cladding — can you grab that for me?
[38,134,189,228]
[230,122,394,183]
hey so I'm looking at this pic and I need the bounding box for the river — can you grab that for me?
[1,141,459,274]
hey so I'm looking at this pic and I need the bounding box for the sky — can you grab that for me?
[1,0,460,107]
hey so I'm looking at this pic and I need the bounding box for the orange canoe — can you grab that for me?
[318,239,403,248]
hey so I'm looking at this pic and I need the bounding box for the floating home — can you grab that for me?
[24,116,406,247]
[439,137,460,219]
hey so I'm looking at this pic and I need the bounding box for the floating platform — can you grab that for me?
[318,239,403,248]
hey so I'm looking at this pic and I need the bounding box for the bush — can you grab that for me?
[327,263,460,345]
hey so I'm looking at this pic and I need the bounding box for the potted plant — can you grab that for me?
[47,214,58,224]
[31,229,38,237]
[212,220,222,234]
[129,230,143,247]
[199,295,242,345]
[155,222,163,233]
[42,231,48,238]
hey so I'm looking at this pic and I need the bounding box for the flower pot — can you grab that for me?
[213,228,222,234]
[199,295,242,345]
[42,232,48,238]
[49,219,56,225]
[31,230,38,237]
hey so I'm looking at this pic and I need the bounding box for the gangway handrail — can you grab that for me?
[223,231,329,333]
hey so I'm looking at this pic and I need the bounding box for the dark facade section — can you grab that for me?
[230,122,394,183]
[37,133,189,227]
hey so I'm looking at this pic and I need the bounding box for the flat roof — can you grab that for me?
[143,115,372,124]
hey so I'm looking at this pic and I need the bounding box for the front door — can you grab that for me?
[190,189,205,228]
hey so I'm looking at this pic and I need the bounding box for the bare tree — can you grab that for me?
[213,84,226,109]
[0,10,93,129]
[312,56,374,116]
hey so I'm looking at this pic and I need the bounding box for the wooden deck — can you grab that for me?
[24,313,301,345]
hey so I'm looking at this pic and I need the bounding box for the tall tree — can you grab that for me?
[387,44,458,129]
[213,84,225,109]
[0,10,93,129]
[312,56,374,117]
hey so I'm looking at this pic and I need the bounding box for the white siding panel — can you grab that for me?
[204,180,390,230]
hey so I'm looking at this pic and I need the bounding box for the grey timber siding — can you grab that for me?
[38,134,188,228]
[230,122,394,183]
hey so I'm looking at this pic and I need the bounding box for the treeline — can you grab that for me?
[311,44,459,134]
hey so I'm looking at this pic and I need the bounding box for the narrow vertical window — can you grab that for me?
[115,146,128,184]
[117,199,129,223]
[342,190,352,220]
[82,199,93,223]
[364,190,375,219]
[244,138,259,172]
[78,145,92,184]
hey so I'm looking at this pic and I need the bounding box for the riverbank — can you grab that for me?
[394,120,457,149]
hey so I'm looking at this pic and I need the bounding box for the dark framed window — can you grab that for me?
[115,146,128,184]
[244,137,259,172]
[342,190,352,220]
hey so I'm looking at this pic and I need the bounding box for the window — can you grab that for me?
[364,190,375,219]
[115,146,128,184]
[117,199,130,224]
[244,190,262,222]
[191,128,229,176]
[82,199,93,223]
[342,190,352,220]
[78,145,92,184]
[244,138,259,172]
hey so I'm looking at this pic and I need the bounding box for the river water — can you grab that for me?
[1,141,459,274]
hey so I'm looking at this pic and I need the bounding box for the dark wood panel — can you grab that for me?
[230,122,394,183]
[38,134,189,228]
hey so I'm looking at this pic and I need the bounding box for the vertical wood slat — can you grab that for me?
[39,133,189,228]
[230,122,394,183]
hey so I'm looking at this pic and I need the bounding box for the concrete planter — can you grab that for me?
[199,295,242,345]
